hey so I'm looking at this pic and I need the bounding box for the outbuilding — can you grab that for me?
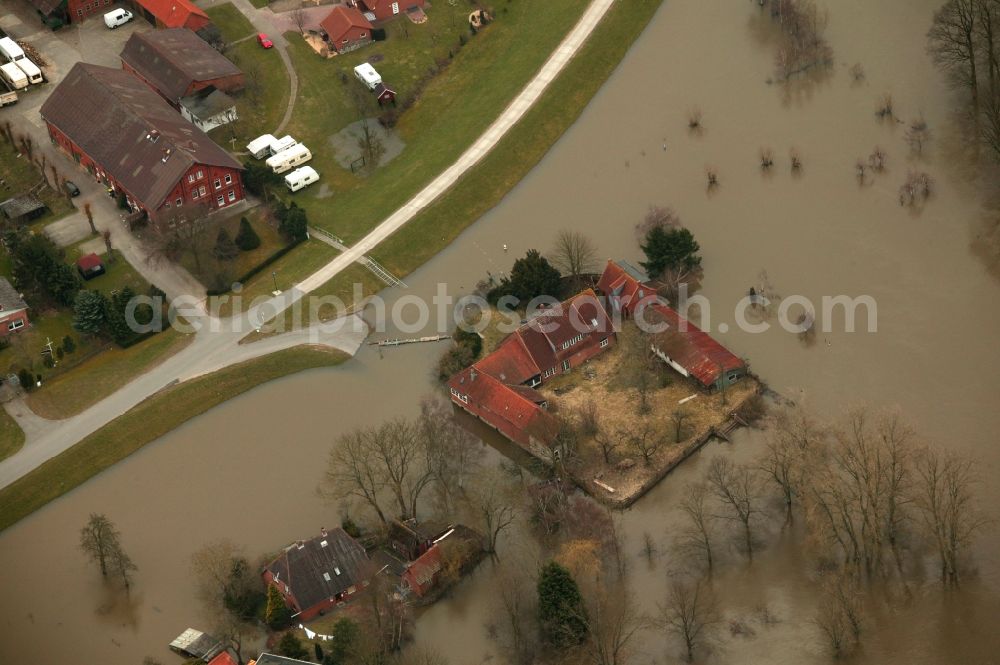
[320,5,373,54]
[374,82,396,106]
[76,253,106,280]
[0,195,46,225]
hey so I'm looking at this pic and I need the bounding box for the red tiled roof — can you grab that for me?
[135,0,209,28]
[403,544,442,593]
[597,260,744,387]
[208,652,238,665]
[320,5,373,42]
[449,369,559,441]
[76,253,103,271]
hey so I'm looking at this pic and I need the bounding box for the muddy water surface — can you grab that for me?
[4,0,1000,663]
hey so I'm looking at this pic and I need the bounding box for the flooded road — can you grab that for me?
[3,0,1000,662]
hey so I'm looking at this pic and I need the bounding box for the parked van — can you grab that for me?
[284,166,319,192]
[268,135,296,156]
[266,143,311,174]
[353,63,382,90]
[103,8,133,29]
[14,58,42,85]
[246,134,276,159]
[0,62,28,91]
[0,37,25,63]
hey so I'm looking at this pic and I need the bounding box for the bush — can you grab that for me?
[453,327,483,357]
[213,228,239,260]
[436,343,476,383]
[265,584,293,630]
[62,335,76,353]
[277,632,309,660]
[341,516,362,539]
[17,368,34,392]
[235,217,261,251]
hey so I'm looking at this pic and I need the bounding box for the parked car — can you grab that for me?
[257,33,273,49]
[104,9,133,29]
[64,180,80,197]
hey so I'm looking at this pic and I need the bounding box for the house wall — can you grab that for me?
[66,0,116,22]
[362,0,424,21]
[330,27,372,53]
[180,104,238,133]
[262,569,362,623]
[0,311,29,336]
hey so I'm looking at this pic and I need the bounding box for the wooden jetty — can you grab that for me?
[368,334,451,347]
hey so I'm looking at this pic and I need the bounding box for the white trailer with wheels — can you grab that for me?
[246,134,276,159]
[284,166,319,192]
[15,58,42,85]
[0,37,25,63]
[268,135,296,156]
[353,63,382,90]
[0,62,28,90]
[266,143,311,174]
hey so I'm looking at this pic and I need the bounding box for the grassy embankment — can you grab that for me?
[0,409,25,462]
[0,346,348,532]
[288,0,666,309]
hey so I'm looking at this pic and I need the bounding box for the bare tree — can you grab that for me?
[813,572,863,658]
[627,420,666,467]
[913,447,987,584]
[635,205,680,242]
[79,513,122,577]
[109,544,138,592]
[905,117,931,156]
[490,560,539,665]
[323,427,390,526]
[102,230,116,263]
[289,7,308,34]
[579,586,647,665]
[659,574,718,663]
[550,229,598,280]
[675,482,716,571]
[670,409,692,443]
[368,417,433,520]
[469,466,518,555]
[707,457,764,561]
[418,396,483,515]
[148,205,213,274]
[759,408,823,522]
[83,201,97,235]
[928,0,980,110]
[594,425,625,465]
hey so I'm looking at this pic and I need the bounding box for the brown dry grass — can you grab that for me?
[540,335,758,504]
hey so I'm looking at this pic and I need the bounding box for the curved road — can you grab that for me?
[0,0,617,490]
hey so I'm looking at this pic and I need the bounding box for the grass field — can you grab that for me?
[178,209,286,292]
[25,328,193,419]
[0,408,25,463]
[206,3,257,42]
[215,38,291,148]
[0,346,349,533]
[0,140,74,227]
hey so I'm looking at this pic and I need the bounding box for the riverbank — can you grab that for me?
[0,346,348,532]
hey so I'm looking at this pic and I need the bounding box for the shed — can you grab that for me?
[180,87,238,132]
[0,195,46,225]
[169,628,225,661]
[374,82,396,106]
[76,253,105,280]
[246,134,276,159]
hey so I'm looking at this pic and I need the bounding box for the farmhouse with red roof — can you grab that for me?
[597,259,746,390]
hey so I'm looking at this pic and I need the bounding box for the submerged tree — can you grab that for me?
[706,457,764,561]
[659,574,718,663]
[550,229,598,282]
[79,513,123,577]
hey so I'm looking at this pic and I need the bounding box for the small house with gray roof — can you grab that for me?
[262,527,371,621]
[0,277,29,336]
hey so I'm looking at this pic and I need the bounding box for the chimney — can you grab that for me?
[320,526,328,537]
[470,369,477,382]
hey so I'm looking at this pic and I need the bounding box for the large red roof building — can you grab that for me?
[355,0,425,22]
[320,5,374,53]
[134,0,211,30]
[41,63,244,221]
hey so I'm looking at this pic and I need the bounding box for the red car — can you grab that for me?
[257,33,274,49]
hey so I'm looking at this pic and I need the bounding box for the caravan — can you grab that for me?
[284,166,319,192]
[353,63,382,91]
[0,62,28,91]
[268,135,296,156]
[265,143,312,174]
[246,134,276,159]
[0,37,25,63]
[14,58,42,85]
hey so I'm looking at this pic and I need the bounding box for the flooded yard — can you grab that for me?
[3,0,1000,663]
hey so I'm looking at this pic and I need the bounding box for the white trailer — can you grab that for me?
[246,134,276,159]
[0,37,25,63]
[14,58,42,85]
[0,62,28,91]
[266,143,312,174]
[284,166,319,192]
[353,63,381,90]
[268,135,296,156]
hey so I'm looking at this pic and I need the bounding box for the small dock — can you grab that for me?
[368,334,451,347]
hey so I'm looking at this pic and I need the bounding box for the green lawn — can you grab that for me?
[25,328,192,419]
[0,346,349,533]
[283,0,591,242]
[0,140,74,226]
[206,3,256,43]
[178,207,286,292]
[213,37,291,148]
[295,0,666,300]
[0,408,25,463]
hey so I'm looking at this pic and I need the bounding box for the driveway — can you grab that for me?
[0,4,207,301]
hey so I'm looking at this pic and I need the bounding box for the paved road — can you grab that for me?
[0,0,617,490]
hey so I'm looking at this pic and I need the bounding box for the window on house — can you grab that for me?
[8,319,24,332]
[224,173,232,184]
[216,195,225,206]
[600,337,609,348]
[188,174,195,183]
[199,185,206,196]
[228,190,236,202]
[175,197,182,206]
[562,360,571,372]
[77,8,83,15]
[214,179,221,189]
[196,170,204,179]
[191,189,199,199]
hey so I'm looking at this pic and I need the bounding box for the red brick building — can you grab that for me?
[448,289,614,458]
[121,29,244,107]
[355,0,424,22]
[320,5,373,53]
[263,527,371,622]
[26,0,114,25]
[40,63,244,221]
[596,260,746,390]
[133,0,210,30]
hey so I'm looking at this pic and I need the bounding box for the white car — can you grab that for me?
[104,8,134,29]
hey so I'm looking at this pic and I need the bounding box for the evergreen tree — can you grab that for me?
[17,368,34,391]
[324,617,358,665]
[488,249,562,305]
[213,228,240,260]
[265,584,293,629]
[72,290,108,336]
[537,561,588,646]
[277,202,309,243]
[277,632,309,660]
[234,217,261,251]
[62,335,76,353]
[639,226,702,278]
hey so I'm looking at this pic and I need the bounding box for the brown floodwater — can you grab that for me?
[4,0,1000,663]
